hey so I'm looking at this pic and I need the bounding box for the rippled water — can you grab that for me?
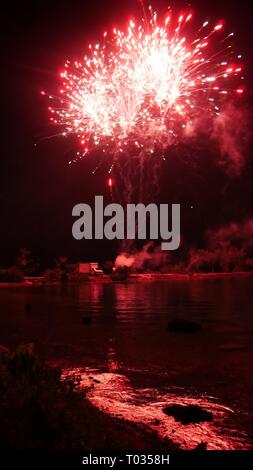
[0,277,253,449]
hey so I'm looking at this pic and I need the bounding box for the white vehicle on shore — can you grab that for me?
[78,262,103,276]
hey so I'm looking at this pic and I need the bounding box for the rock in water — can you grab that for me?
[219,343,247,351]
[82,316,92,325]
[168,318,202,333]
[194,441,207,450]
[163,404,213,424]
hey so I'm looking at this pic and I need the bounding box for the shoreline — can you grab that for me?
[0,271,252,287]
[0,346,178,450]
[131,271,253,281]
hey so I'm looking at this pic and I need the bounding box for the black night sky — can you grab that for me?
[1,0,253,269]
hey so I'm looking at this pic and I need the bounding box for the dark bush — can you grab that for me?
[0,267,24,283]
[0,345,176,450]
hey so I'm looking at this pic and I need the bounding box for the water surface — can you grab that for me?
[0,278,252,448]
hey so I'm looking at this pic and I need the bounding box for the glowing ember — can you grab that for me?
[43,8,244,160]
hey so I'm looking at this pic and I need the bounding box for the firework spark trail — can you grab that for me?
[43,8,244,165]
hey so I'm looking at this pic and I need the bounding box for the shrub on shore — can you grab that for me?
[188,244,247,273]
[0,345,175,450]
[0,267,24,283]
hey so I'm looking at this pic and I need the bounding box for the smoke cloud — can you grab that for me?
[211,103,249,175]
[115,242,168,270]
[207,218,253,251]
[184,102,250,175]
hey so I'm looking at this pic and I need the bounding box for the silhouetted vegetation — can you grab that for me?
[111,266,130,281]
[187,242,247,273]
[1,240,253,285]
[160,242,250,274]
[0,267,24,283]
[0,345,176,450]
[16,248,37,276]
